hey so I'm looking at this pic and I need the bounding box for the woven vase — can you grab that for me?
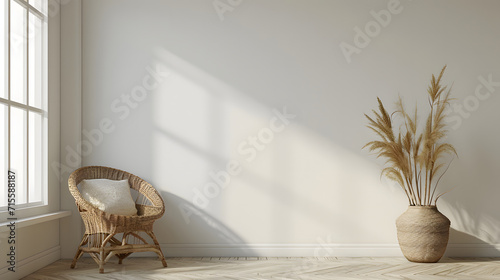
[396,206,450,263]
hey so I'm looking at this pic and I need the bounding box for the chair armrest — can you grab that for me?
[136,204,164,217]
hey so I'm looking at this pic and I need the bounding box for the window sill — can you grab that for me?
[0,211,71,232]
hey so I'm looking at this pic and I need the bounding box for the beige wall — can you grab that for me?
[61,0,500,257]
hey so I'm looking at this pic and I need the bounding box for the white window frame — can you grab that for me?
[0,0,48,213]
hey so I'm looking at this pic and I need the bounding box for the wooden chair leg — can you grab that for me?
[116,253,132,264]
[98,233,115,273]
[99,250,105,274]
[146,231,167,267]
[71,234,89,269]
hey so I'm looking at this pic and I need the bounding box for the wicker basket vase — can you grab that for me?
[396,206,450,263]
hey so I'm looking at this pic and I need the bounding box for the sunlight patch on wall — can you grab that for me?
[149,49,272,204]
[149,49,406,244]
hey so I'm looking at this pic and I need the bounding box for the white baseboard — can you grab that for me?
[78,243,500,258]
[160,243,402,257]
[444,243,500,257]
[0,246,60,280]
[152,243,500,258]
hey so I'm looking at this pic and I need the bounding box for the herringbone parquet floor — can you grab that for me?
[23,257,500,279]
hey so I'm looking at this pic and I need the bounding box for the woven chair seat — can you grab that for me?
[68,166,167,273]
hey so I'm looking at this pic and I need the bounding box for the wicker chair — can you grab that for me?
[68,166,167,273]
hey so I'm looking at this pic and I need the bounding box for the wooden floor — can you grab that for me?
[23,257,500,279]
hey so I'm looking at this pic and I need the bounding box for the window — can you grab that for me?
[0,0,48,209]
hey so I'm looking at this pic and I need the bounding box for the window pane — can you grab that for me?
[10,106,27,204]
[0,104,6,207]
[0,1,5,99]
[29,0,47,16]
[28,13,42,108]
[10,1,27,104]
[29,111,42,202]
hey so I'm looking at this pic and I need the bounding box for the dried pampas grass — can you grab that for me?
[364,66,457,206]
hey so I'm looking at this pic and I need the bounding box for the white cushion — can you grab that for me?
[80,179,137,216]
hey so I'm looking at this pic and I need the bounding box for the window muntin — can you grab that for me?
[0,0,48,209]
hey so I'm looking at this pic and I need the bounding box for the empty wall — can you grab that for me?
[62,0,500,257]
